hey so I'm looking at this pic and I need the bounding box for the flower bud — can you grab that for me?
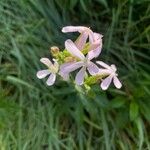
[50,46,60,56]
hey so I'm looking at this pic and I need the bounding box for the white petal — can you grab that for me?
[113,76,122,89]
[100,75,113,90]
[75,67,86,85]
[40,58,52,68]
[87,61,99,75]
[65,39,85,60]
[96,61,111,69]
[36,69,50,79]
[46,73,56,86]
[75,32,88,50]
[62,26,86,33]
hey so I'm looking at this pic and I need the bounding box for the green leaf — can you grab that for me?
[110,97,125,108]
[130,102,139,121]
[135,118,144,150]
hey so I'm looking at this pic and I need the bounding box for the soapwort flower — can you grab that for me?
[62,26,94,50]
[36,26,122,90]
[62,26,103,58]
[96,61,122,90]
[60,39,99,85]
[88,32,103,59]
[36,58,59,86]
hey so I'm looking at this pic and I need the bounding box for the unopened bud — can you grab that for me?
[50,46,59,55]
[64,56,76,62]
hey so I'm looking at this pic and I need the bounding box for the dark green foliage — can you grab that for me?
[0,0,150,149]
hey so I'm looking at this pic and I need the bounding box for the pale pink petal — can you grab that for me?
[53,59,59,70]
[111,64,117,72]
[59,62,77,80]
[93,33,103,41]
[87,51,94,60]
[40,58,52,68]
[59,62,73,80]
[75,67,86,85]
[60,62,75,70]
[36,69,50,79]
[89,30,95,43]
[93,47,101,58]
[46,73,56,86]
[90,42,101,50]
[113,76,122,89]
[87,46,102,60]
[90,33,102,50]
[65,39,85,60]
[88,33,103,59]
[62,26,86,33]
[98,69,111,75]
[75,32,88,50]
[96,61,111,69]
[100,75,113,90]
[87,61,99,75]
[61,61,84,74]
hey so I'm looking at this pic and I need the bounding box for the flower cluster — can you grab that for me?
[37,26,122,90]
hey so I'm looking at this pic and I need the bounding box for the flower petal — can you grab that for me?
[97,69,111,75]
[75,67,86,85]
[46,73,56,86]
[65,39,85,60]
[53,59,59,70]
[113,76,122,89]
[90,42,101,51]
[36,69,50,79]
[75,32,88,50]
[60,62,75,70]
[40,58,52,68]
[96,61,111,69]
[90,33,103,50]
[100,75,113,90]
[111,64,117,72]
[87,61,99,75]
[88,33,103,59]
[89,30,95,43]
[87,46,102,60]
[93,32,103,41]
[62,26,86,33]
[61,61,84,74]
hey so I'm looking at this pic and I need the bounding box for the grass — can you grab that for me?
[0,0,150,149]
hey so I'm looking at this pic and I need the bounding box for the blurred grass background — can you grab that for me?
[0,0,150,149]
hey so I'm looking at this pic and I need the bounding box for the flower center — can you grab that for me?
[48,66,58,73]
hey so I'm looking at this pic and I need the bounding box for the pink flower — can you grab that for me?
[59,39,99,85]
[88,32,103,60]
[62,26,93,50]
[62,26,103,58]
[36,58,59,86]
[96,61,122,90]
